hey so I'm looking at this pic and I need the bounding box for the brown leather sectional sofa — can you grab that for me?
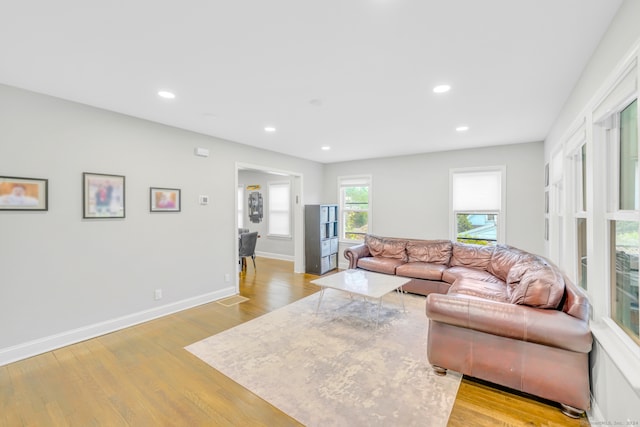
[343,234,592,417]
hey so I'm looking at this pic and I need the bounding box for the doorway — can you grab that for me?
[235,162,304,292]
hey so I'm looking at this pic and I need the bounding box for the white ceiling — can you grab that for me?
[0,1,622,163]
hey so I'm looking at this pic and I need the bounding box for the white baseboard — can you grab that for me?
[255,251,294,262]
[587,395,603,424]
[0,287,236,367]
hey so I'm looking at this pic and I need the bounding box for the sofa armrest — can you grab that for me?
[426,293,592,353]
[344,243,371,269]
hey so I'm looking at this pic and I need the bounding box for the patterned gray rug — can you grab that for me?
[186,289,461,426]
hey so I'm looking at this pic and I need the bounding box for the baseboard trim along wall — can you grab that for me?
[0,287,236,367]
[255,251,294,262]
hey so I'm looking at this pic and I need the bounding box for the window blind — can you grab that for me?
[452,170,501,211]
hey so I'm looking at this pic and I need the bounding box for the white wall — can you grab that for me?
[546,0,640,159]
[238,170,295,259]
[0,83,323,365]
[323,141,544,264]
[544,0,640,422]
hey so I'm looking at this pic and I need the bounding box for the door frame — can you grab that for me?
[235,162,304,292]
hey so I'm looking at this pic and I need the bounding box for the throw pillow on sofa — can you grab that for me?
[406,240,452,264]
[364,234,407,261]
[449,242,494,270]
[488,244,537,282]
[507,258,565,309]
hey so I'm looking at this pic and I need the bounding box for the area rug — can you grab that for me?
[186,289,461,426]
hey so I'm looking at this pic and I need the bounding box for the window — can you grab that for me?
[572,140,588,290]
[268,181,290,237]
[608,99,639,344]
[577,143,587,212]
[620,100,639,211]
[549,148,565,265]
[577,217,588,289]
[339,176,371,241]
[238,185,244,228]
[451,168,504,245]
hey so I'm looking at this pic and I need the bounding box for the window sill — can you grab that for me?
[266,234,292,240]
[591,319,640,393]
[339,239,364,245]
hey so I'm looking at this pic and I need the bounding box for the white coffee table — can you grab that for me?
[311,269,410,326]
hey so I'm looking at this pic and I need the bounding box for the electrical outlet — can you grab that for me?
[224,273,231,283]
[154,289,162,300]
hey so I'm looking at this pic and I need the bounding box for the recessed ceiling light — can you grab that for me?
[456,125,469,132]
[264,126,276,132]
[157,90,176,99]
[433,85,451,94]
[321,146,331,151]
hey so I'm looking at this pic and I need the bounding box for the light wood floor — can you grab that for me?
[1,258,589,426]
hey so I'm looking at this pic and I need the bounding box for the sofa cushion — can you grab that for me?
[357,257,405,275]
[396,262,447,281]
[364,234,407,261]
[507,258,565,309]
[448,278,509,303]
[442,266,506,285]
[406,240,452,264]
[488,245,537,282]
[449,243,494,270]
[364,234,385,256]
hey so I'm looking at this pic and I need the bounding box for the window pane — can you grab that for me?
[456,213,497,246]
[344,211,368,240]
[340,179,370,241]
[611,220,639,342]
[268,182,290,235]
[452,171,501,211]
[577,218,587,290]
[344,186,369,210]
[269,212,289,235]
[269,184,289,210]
[620,100,638,210]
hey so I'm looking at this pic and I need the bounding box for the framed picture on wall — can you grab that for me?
[83,172,125,218]
[0,176,48,211]
[150,187,181,212]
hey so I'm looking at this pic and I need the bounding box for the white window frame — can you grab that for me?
[267,180,291,238]
[604,97,640,347]
[338,175,372,243]
[566,124,588,289]
[548,147,566,266]
[582,56,640,388]
[546,42,640,397]
[449,166,506,245]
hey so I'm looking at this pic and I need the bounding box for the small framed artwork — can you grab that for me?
[0,176,48,211]
[150,187,181,212]
[83,172,125,218]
